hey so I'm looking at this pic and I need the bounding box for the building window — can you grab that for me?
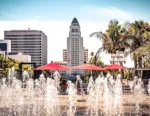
[72,29,74,32]
[75,29,78,32]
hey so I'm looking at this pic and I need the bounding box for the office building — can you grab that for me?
[63,48,88,63]
[0,40,11,54]
[83,48,88,63]
[63,49,67,62]
[66,18,84,74]
[4,29,47,66]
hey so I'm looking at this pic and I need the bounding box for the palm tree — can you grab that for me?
[90,19,130,55]
[86,52,105,76]
[90,20,132,78]
[122,20,150,69]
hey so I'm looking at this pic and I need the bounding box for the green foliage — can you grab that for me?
[0,54,33,78]
[85,52,106,77]
[90,19,150,69]
[0,56,19,77]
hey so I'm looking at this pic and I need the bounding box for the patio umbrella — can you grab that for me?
[104,64,127,70]
[35,62,70,70]
[104,64,127,79]
[35,62,70,77]
[72,64,105,77]
[72,64,105,70]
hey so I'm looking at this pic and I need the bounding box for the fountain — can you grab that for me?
[148,79,150,95]
[0,67,150,116]
[67,80,77,116]
[133,78,145,115]
[53,71,61,93]
[22,70,30,88]
[76,75,86,102]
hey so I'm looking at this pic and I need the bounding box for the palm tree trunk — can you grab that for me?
[138,56,142,68]
[138,56,142,78]
[120,62,124,79]
[134,54,138,76]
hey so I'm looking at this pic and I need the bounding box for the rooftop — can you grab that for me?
[54,61,67,65]
[71,17,79,26]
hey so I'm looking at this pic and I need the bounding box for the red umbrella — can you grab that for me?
[104,64,127,70]
[72,64,105,70]
[35,62,70,78]
[35,62,70,70]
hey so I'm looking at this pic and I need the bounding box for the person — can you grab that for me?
[60,77,67,94]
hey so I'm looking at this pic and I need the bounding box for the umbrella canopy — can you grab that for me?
[35,62,70,70]
[72,64,105,70]
[104,64,127,70]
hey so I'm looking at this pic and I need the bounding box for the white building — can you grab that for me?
[7,53,31,62]
[83,48,88,63]
[67,18,84,74]
[63,49,67,62]
[63,48,88,63]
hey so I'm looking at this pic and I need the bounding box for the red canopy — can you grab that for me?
[35,62,70,70]
[72,64,105,70]
[104,64,127,70]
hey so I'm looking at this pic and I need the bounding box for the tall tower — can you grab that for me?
[67,18,84,74]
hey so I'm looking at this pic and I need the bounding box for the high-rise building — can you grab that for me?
[83,48,88,63]
[63,48,88,63]
[63,49,67,62]
[0,40,11,54]
[67,18,84,74]
[4,29,47,66]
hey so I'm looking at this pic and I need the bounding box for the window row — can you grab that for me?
[72,29,78,32]
[71,34,78,36]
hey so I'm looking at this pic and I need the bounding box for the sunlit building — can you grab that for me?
[4,29,47,66]
[66,18,88,75]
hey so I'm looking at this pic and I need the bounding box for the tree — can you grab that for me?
[90,19,150,70]
[85,52,106,77]
[90,20,130,78]
[90,19,130,55]
[122,20,150,69]
[0,54,33,78]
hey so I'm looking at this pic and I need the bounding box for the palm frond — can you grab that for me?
[89,31,103,39]
[95,47,104,58]
[123,21,130,30]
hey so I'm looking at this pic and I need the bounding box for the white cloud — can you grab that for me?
[80,6,135,22]
[0,20,104,61]
[0,18,134,67]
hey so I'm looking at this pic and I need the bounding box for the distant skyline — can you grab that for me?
[0,0,149,67]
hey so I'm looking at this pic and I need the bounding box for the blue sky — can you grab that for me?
[0,0,150,22]
[0,0,149,67]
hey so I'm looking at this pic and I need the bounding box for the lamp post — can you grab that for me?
[110,50,126,79]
